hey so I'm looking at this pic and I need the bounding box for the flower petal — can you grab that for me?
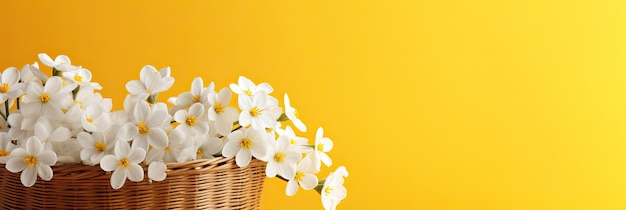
[134,100,150,121]
[239,113,251,127]
[147,129,168,149]
[125,80,145,95]
[286,180,298,196]
[300,173,318,190]
[235,150,252,167]
[148,162,167,181]
[278,164,296,180]
[266,162,277,177]
[38,151,57,166]
[191,77,204,96]
[250,140,268,159]
[49,126,71,142]
[26,137,42,155]
[55,55,71,65]
[222,141,240,158]
[188,103,204,117]
[116,123,138,141]
[21,167,37,187]
[128,148,146,164]
[77,132,95,148]
[37,164,53,181]
[100,155,119,172]
[37,53,55,67]
[44,77,62,94]
[6,157,27,173]
[111,168,127,189]
[127,164,144,182]
[115,141,131,158]
[174,110,187,124]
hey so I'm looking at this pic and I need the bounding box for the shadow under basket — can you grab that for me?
[0,157,267,209]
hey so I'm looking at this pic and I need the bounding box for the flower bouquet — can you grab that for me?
[0,53,348,209]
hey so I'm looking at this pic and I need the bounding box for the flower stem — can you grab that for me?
[276,175,289,182]
[147,94,158,104]
[277,113,289,122]
[3,100,9,120]
[314,178,326,194]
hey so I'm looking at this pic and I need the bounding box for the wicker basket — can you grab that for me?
[0,157,267,209]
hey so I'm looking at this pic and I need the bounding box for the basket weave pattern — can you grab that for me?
[0,157,266,209]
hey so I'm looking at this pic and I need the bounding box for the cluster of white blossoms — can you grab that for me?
[0,53,348,210]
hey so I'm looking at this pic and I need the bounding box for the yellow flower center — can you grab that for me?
[240,138,253,149]
[249,106,262,117]
[39,93,51,103]
[95,142,106,152]
[243,89,253,96]
[324,186,333,196]
[214,102,225,114]
[294,109,300,119]
[86,117,93,123]
[295,171,305,182]
[196,148,203,158]
[317,143,325,152]
[74,100,83,108]
[23,155,37,168]
[0,149,10,157]
[290,139,296,145]
[193,95,201,103]
[0,83,10,93]
[273,152,286,162]
[118,158,130,169]
[137,120,151,135]
[186,116,197,126]
[74,74,83,82]
[164,146,171,153]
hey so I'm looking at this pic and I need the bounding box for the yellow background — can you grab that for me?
[2,1,626,209]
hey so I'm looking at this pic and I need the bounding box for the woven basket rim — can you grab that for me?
[0,156,258,173]
[0,156,268,209]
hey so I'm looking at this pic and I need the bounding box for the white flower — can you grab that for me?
[157,129,190,163]
[286,153,319,196]
[33,118,71,151]
[264,135,300,179]
[222,128,268,167]
[21,77,74,119]
[177,135,223,162]
[313,127,333,171]
[148,161,167,181]
[238,92,278,130]
[0,67,26,103]
[173,77,213,109]
[5,137,57,187]
[7,111,32,141]
[62,67,101,89]
[229,76,273,97]
[37,53,80,72]
[81,103,111,132]
[321,166,348,210]
[20,63,40,84]
[116,100,170,150]
[0,114,8,132]
[174,103,209,136]
[284,93,307,132]
[100,141,146,189]
[0,132,16,163]
[77,131,115,165]
[279,126,311,154]
[208,87,238,136]
[125,65,174,100]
